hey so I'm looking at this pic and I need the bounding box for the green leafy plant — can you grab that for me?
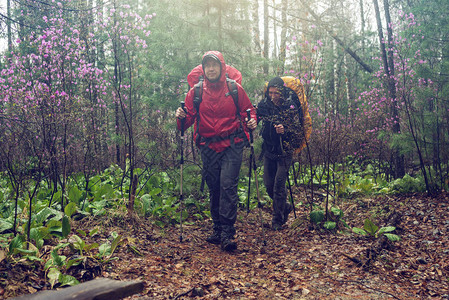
[43,230,122,288]
[44,243,80,288]
[96,232,122,264]
[67,229,122,263]
[310,209,325,225]
[68,228,101,256]
[8,234,43,262]
[391,174,426,193]
[0,217,14,234]
[352,219,400,241]
[46,267,80,289]
[309,206,349,231]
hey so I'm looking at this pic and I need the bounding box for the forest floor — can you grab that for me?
[2,190,449,299]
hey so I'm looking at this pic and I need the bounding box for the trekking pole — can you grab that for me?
[179,101,186,242]
[246,109,266,246]
[246,137,253,215]
[280,136,297,219]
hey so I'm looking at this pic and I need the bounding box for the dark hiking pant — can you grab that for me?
[200,142,244,238]
[263,153,292,226]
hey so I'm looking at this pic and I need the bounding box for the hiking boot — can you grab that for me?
[221,237,237,251]
[272,223,283,231]
[206,230,221,245]
[282,202,293,225]
[221,225,237,251]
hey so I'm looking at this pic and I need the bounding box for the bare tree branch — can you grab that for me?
[296,0,374,73]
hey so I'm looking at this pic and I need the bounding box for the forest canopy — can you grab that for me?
[1,0,447,192]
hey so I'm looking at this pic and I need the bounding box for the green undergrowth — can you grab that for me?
[0,157,440,288]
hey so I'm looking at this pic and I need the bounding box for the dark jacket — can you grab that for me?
[257,86,303,157]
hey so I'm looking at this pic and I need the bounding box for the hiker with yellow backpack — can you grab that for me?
[257,76,311,231]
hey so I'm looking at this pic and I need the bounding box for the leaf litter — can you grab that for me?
[1,191,448,299]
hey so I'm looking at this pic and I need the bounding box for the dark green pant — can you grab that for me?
[263,153,292,225]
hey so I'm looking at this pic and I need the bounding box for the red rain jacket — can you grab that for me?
[177,51,256,153]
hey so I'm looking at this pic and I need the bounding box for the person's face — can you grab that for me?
[204,59,221,82]
[268,87,282,106]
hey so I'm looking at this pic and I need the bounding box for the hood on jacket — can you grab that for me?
[267,76,284,90]
[265,76,286,99]
[201,51,226,84]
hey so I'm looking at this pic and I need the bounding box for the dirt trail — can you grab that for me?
[104,193,448,299]
[3,193,448,299]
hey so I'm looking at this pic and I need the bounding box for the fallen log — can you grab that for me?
[11,278,144,300]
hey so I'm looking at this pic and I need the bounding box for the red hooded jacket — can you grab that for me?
[177,51,256,153]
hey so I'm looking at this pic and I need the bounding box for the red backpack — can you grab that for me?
[187,64,242,87]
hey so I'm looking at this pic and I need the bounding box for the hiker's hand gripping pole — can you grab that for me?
[179,101,186,242]
[246,109,266,246]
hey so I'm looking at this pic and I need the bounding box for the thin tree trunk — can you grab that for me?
[434,99,443,189]
[126,52,135,212]
[113,0,121,165]
[344,55,352,123]
[263,0,269,74]
[279,0,288,74]
[252,0,262,56]
[333,40,338,113]
[128,174,138,215]
[272,0,277,60]
[403,93,431,193]
[97,0,108,169]
[7,0,12,52]
[218,1,223,51]
[27,171,42,246]
[373,0,404,178]
[359,0,365,52]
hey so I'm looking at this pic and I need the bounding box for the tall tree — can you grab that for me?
[6,0,12,52]
[263,0,269,74]
[279,0,288,74]
[372,0,405,178]
[251,0,262,56]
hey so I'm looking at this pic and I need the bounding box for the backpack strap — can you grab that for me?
[193,75,204,113]
[193,76,204,146]
[225,75,249,146]
[225,74,240,119]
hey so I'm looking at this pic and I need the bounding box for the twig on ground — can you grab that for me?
[173,287,195,300]
[330,278,402,300]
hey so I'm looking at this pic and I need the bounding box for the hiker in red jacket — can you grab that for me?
[176,51,257,251]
